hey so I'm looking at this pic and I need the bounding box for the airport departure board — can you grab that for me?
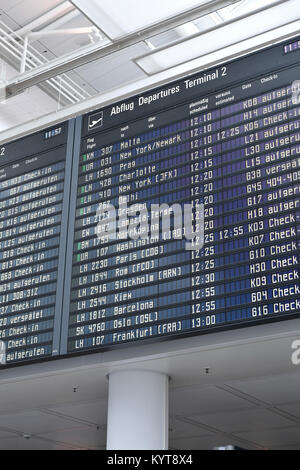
[0,36,300,366]
[63,37,300,355]
[0,122,73,365]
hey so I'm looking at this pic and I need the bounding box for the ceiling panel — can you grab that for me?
[236,426,300,448]
[170,385,256,416]
[89,61,145,93]
[40,426,106,448]
[0,369,108,414]
[0,0,24,12]
[75,43,147,92]
[0,435,74,450]
[0,10,20,29]
[0,410,88,434]
[277,403,300,418]
[6,0,64,26]
[0,430,19,439]
[34,15,98,57]
[71,0,211,39]
[229,374,300,405]
[46,399,108,426]
[75,43,148,82]
[190,408,297,434]
[170,434,256,450]
[274,444,300,450]
[169,417,213,440]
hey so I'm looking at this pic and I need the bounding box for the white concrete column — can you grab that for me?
[106,369,169,450]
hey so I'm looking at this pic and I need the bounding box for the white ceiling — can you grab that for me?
[3,376,300,450]
[0,0,295,134]
[1,368,300,450]
[0,319,299,449]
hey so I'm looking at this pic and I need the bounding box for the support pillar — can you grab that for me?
[106,369,169,450]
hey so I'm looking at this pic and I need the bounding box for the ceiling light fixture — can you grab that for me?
[134,0,293,75]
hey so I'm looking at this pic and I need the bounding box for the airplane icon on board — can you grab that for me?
[88,111,103,131]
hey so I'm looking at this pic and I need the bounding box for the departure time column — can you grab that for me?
[190,106,226,330]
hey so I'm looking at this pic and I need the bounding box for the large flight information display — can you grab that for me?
[0,35,300,366]
[0,122,73,365]
[64,37,300,355]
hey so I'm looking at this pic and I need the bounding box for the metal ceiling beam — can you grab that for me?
[13,1,74,37]
[0,19,92,106]
[5,0,242,98]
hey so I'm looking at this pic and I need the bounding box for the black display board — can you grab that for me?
[0,35,300,366]
[0,121,75,365]
[62,35,300,355]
